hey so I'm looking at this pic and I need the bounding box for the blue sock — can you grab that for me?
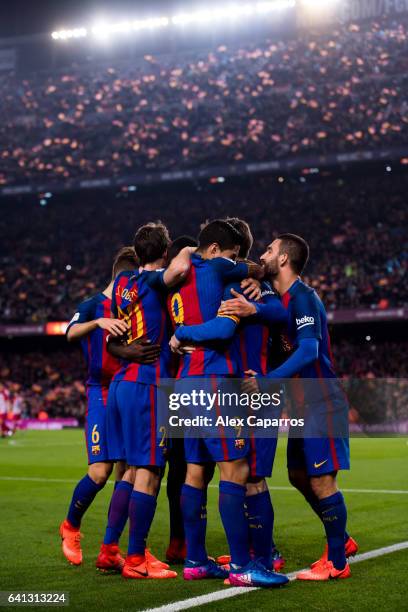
[67,474,104,528]
[307,494,350,542]
[246,491,274,567]
[128,490,157,556]
[106,481,120,517]
[219,481,251,568]
[318,492,348,569]
[104,481,133,545]
[180,484,208,564]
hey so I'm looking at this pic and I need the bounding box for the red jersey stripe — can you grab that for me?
[186,266,205,376]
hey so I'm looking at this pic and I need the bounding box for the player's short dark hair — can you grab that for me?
[133,222,171,266]
[198,219,243,252]
[277,233,309,275]
[112,246,139,279]
[168,235,198,262]
[225,217,253,259]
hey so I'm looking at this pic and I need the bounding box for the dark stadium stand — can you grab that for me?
[1,171,407,323]
[0,14,407,191]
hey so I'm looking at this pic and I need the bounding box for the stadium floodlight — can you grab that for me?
[172,4,276,26]
[111,21,132,34]
[132,17,169,30]
[300,0,339,6]
[257,0,296,12]
[91,16,169,38]
[91,22,111,39]
[51,27,87,40]
[51,1,296,41]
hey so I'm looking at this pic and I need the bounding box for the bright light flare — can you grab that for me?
[51,27,87,40]
[51,1,295,41]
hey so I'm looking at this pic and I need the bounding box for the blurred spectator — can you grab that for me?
[1,171,407,322]
[0,16,407,186]
[0,347,86,421]
[0,337,405,420]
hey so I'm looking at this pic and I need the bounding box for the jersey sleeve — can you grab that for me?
[175,317,237,343]
[218,281,241,324]
[255,297,288,325]
[66,298,96,334]
[211,257,249,282]
[292,289,322,341]
[266,338,319,379]
[146,270,166,292]
[174,282,240,343]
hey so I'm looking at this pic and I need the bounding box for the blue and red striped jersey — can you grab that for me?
[226,281,287,376]
[66,293,120,388]
[111,270,171,385]
[281,279,336,379]
[167,253,249,378]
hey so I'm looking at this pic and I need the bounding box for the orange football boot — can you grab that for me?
[297,560,351,581]
[216,554,231,566]
[145,548,170,570]
[122,554,177,579]
[311,536,359,569]
[59,519,83,566]
[96,543,125,573]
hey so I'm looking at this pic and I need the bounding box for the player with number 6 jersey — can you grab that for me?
[59,247,139,567]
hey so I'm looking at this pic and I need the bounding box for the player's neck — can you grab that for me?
[102,281,114,299]
[274,273,299,297]
[142,258,165,271]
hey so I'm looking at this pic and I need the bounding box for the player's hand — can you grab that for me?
[97,317,129,337]
[241,278,261,301]
[219,289,257,318]
[125,340,161,364]
[169,335,196,355]
[178,344,196,354]
[169,334,183,354]
[241,370,259,395]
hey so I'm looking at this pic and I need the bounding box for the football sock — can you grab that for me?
[318,491,347,569]
[246,490,274,567]
[103,481,133,545]
[219,481,251,568]
[305,492,350,542]
[106,480,120,518]
[181,484,208,564]
[128,490,157,556]
[67,474,104,528]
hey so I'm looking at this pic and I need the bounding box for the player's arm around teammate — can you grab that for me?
[222,234,355,581]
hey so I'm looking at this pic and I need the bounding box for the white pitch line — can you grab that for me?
[209,484,408,494]
[142,541,408,612]
[340,487,408,495]
[3,440,83,447]
[0,476,407,495]
[0,476,87,484]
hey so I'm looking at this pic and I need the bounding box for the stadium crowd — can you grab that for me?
[0,347,85,420]
[1,171,407,323]
[1,338,406,420]
[0,15,407,186]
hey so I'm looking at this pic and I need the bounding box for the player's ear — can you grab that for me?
[209,243,219,256]
[279,252,288,267]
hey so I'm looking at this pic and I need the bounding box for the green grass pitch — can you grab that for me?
[0,431,407,611]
